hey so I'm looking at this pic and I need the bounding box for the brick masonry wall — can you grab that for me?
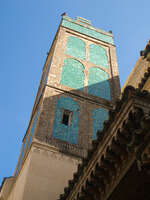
[33,23,121,157]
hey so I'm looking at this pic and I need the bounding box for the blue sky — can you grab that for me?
[0,0,149,184]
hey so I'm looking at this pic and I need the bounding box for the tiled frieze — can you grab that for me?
[62,17,114,45]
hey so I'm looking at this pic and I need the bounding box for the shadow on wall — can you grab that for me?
[15,76,120,175]
[35,75,120,151]
[14,35,121,176]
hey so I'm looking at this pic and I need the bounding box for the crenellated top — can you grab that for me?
[61,15,114,45]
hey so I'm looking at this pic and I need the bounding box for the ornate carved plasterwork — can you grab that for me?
[140,40,150,61]
[138,67,150,90]
[45,136,86,158]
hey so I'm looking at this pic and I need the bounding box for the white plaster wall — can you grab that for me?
[7,153,31,200]
[22,144,79,200]
[6,144,79,200]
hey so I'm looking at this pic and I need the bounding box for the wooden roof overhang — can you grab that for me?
[59,86,150,200]
[108,160,150,200]
[138,67,150,90]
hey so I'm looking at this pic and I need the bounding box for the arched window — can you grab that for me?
[89,44,108,68]
[60,58,84,91]
[92,108,108,140]
[52,96,80,144]
[65,36,86,60]
[88,67,111,100]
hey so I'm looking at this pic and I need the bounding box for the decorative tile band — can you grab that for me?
[62,18,114,45]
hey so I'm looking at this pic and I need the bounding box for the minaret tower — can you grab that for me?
[0,15,120,200]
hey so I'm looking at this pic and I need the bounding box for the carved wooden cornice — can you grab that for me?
[140,40,150,61]
[58,86,150,200]
[138,67,150,90]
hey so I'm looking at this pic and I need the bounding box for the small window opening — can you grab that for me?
[62,110,72,126]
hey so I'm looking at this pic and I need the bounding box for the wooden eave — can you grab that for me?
[59,86,150,200]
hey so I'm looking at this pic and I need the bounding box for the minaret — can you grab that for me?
[0,15,120,200]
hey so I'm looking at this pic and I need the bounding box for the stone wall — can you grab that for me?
[5,16,121,200]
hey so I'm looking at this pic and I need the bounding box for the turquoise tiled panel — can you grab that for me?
[88,67,111,100]
[60,58,84,90]
[92,108,108,140]
[65,36,86,60]
[89,44,108,68]
[16,134,28,175]
[52,96,80,144]
[27,110,39,151]
[62,19,114,45]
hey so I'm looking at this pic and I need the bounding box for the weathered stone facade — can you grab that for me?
[0,15,121,200]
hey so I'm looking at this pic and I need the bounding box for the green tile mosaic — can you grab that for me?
[92,108,108,140]
[62,19,114,45]
[65,36,86,60]
[60,58,84,90]
[89,44,108,68]
[88,67,111,100]
[52,96,80,144]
